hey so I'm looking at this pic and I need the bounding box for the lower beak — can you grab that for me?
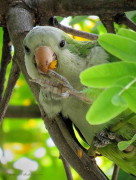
[34,46,57,73]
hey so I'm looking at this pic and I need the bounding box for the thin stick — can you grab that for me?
[112,164,119,180]
[0,59,20,123]
[0,28,11,101]
[55,116,109,180]
[99,15,115,33]
[114,13,136,31]
[60,154,73,180]
[5,105,40,118]
[30,76,90,103]
[48,17,98,40]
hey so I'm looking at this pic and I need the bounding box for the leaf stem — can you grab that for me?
[118,78,136,96]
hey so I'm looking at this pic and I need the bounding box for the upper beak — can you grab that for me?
[34,46,57,73]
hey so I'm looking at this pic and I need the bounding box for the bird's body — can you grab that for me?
[24,26,136,175]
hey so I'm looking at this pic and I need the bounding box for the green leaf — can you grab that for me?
[98,34,136,62]
[126,11,136,20]
[118,141,131,151]
[80,62,136,88]
[69,16,88,26]
[56,16,64,22]
[97,22,107,34]
[118,134,136,151]
[81,88,102,101]
[86,87,127,125]
[118,169,136,180]
[122,87,136,112]
[115,76,136,112]
[131,134,136,142]
[112,94,127,107]
[117,28,136,42]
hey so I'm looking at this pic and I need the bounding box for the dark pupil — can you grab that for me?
[60,40,65,48]
[24,46,30,53]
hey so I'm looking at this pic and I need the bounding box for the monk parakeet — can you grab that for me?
[24,26,136,176]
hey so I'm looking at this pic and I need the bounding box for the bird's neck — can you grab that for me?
[57,54,85,91]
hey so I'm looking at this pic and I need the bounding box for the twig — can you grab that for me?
[5,105,40,118]
[111,164,119,180]
[99,15,115,33]
[0,59,20,123]
[55,116,109,180]
[0,28,11,101]
[114,13,136,31]
[42,113,108,180]
[60,154,73,180]
[31,70,90,103]
[30,76,90,103]
[48,17,98,40]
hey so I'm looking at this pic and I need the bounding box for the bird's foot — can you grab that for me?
[39,79,70,100]
[30,70,90,103]
[93,129,116,148]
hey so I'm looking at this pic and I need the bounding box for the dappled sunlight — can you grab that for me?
[14,157,39,171]
[46,138,55,148]
[34,147,46,158]
[95,156,103,167]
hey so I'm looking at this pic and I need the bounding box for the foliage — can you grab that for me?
[80,28,136,167]
[118,134,136,151]
[118,169,136,180]
[80,28,136,125]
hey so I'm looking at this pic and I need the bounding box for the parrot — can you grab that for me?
[23,26,136,176]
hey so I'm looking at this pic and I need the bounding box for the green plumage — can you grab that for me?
[24,26,136,176]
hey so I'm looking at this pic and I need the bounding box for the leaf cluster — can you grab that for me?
[80,28,136,125]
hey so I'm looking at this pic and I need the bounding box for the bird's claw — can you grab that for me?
[30,78,70,100]
[93,129,116,148]
[30,71,91,103]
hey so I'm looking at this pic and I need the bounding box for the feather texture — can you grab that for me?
[24,26,136,175]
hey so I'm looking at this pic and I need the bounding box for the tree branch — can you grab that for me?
[48,17,98,40]
[111,165,119,180]
[114,13,136,31]
[99,15,115,33]
[0,27,11,101]
[0,60,20,122]
[5,105,40,118]
[60,154,73,180]
[41,113,109,180]
[34,0,136,17]
[0,0,136,27]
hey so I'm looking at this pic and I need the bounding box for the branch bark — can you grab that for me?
[0,27,11,101]
[114,13,136,31]
[5,105,41,118]
[48,17,98,40]
[112,165,119,180]
[0,0,136,26]
[60,154,73,180]
[42,113,108,180]
[0,60,20,122]
[35,0,136,17]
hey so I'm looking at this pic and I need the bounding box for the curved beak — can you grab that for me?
[34,46,57,73]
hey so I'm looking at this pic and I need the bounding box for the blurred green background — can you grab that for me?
[0,12,136,180]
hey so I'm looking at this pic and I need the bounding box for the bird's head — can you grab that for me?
[23,26,80,79]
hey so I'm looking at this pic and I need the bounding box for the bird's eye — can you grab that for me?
[59,40,65,48]
[24,45,31,53]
